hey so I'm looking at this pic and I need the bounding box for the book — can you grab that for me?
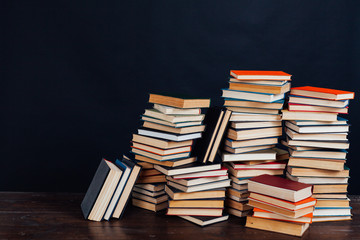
[224,145,275,154]
[154,163,221,176]
[131,148,190,161]
[230,70,292,80]
[81,159,123,221]
[222,89,285,103]
[285,121,349,133]
[149,93,211,109]
[287,166,350,178]
[285,128,348,141]
[112,156,142,219]
[313,184,348,193]
[135,183,165,192]
[226,165,284,178]
[142,115,203,128]
[287,157,345,171]
[225,137,279,148]
[191,107,232,164]
[288,149,347,159]
[221,149,277,162]
[132,134,193,149]
[165,185,226,200]
[134,154,197,168]
[247,174,312,202]
[171,167,228,179]
[285,138,350,150]
[288,103,348,114]
[231,182,248,190]
[166,175,229,187]
[138,168,164,178]
[312,216,351,222]
[137,161,154,169]
[289,95,349,108]
[230,112,281,121]
[167,208,223,216]
[132,198,168,212]
[167,179,231,193]
[290,86,354,100]
[179,214,229,227]
[153,104,201,115]
[230,121,281,129]
[286,172,349,185]
[227,127,282,141]
[224,98,284,109]
[225,199,253,211]
[228,81,291,94]
[138,129,202,142]
[229,78,289,86]
[315,198,350,208]
[249,192,316,211]
[132,192,168,204]
[169,199,224,208]
[227,106,279,115]
[312,193,348,199]
[132,142,191,156]
[281,109,338,121]
[226,208,252,217]
[227,188,250,198]
[136,174,166,183]
[229,161,287,170]
[253,208,313,223]
[246,216,310,237]
[132,186,165,197]
[313,207,352,216]
[143,109,205,123]
[143,121,205,134]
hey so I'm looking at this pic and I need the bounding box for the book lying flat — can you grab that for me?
[287,166,350,178]
[281,109,338,122]
[165,185,226,200]
[169,199,224,208]
[289,95,349,108]
[285,128,348,141]
[134,154,197,168]
[221,149,277,162]
[289,148,347,159]
[290,86,354,100]
[132,134,193,149]
[131,148,190,161]
[253,208,313,223]
[225,137,279,148]
[313,207,352,217]
[286,172,349,185]
[285,121,349,133]
[149,93,211,109]
[231,121,282,129]
[288,117,348,126]
[229,78,289,86]
[143,109,205,123]
[227,106,279,115]
[285,138,350,150]
[230,70,292,80]
[142,115,203,128]
[179,214,229,227]
[288,157,345,171]
[313,184,348,193]
[167,207,223,217]
[132,142,191,156]
[171,167,228,179]
[154,163,221,176]
[132,198,168,212]
[167,179,231,193]
[229,161,286,170]
[226,207,252,218]
[143,121,206,134]
[131,192,168,204]
[153,104,201,115]
[229,81,291,94]
[288,103,348,114]
[138,128,202,142]
[134,183,165,192]
[224,98,284,109]
[222,89,285,103]
[225,199,252,211]
[227,127,282,141]
[224,144,275,154]
[230,112,281,122]
[166,175,229,187]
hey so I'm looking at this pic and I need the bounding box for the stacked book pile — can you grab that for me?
[81,156,141,221]
[220,70,292,217]
[282,86,355,222]
[129,93,211,213]
[246,174,316,237]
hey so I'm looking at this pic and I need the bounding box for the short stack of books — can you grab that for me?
[282,86,355,222]
[246,174,315,237]
[220,70,292,217]
[81,156,141,221]
[130,93,211,212]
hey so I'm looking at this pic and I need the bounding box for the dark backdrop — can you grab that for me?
[1,1,360,193]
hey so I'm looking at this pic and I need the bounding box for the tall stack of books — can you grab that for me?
[282,86,355,222]
[220,70,292,217]
[155,107,233,226]
[130,93,211,213]
[81,156,141,221]
[246,174,315,237]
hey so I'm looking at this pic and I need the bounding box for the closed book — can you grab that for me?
[153,104,201,115]
[313,207,352,217]
[230,161,287,170]
[179,214,229,227]
[227,208,252,218]
[143,109,205,123]
[226,164,284,178]
[227,106,279,115]
[81,159,123,221]
[227,188,250,199]
[285,128,348,141]
[165,185,225,200]
[289,95,349,108]
[167,207,223,217]
[289,149,347,160]
[169,199,224,208]
[230,113,281,121]
[287,157,345,171]
[222,89,285,103]
[132,142,191,156]
[227,127,282,141]
[312,215,352,222]
[143,121,205,134]
[246,216,310,237]
[230,121,282,129]
[224,98,284,109]
[132,198,168,212]
[131,192,168,204]
[313,184,348,193]
[289,117,348,126]
[225,137,278,148]
[285,121,349,133]
[154,163,221,176]
[131,148,190,161]
[253,208,313,223]
[149,93,210,109]
[166,175,229,187]
[290,86,354,100]
[139,169,162,177]
[224,145,275,154]
[225,199,252,211]
[315,198,350,208]
[142,115,203,128]
[136,174,166,184]
[230,70,292,80]
[138,128,202,142]
[312,193,348,199]
[229,78,289,86]
[221,149,277,162]
[134,154,197,168]
[132,134,193,149]
[287,166,350,178]
[135,183,165,192]
[286,172,349,185]
[132,186,165,197]
[167,179,231,193]
[288,103,348,114]
[247,174,312,202]
[171,167,228,179]
[281,109,338,121]
[228,81,291,94]
[192,107,232,164]
[285,138,350,150]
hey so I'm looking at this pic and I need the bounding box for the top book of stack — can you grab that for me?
[149,94,211,109]
[230,70,292,81]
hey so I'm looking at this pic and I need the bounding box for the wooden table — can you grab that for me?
[0,192,359,240]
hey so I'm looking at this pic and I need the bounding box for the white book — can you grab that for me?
[222,89,285,103]
[221,149,277,162]
[138,129,201,142]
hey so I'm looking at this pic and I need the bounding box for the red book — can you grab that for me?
[230,70,292,80]
[248,174,312,202]
[290,86,355,100]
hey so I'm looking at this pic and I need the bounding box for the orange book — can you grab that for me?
[230,70,292,80]
[253,208,313,223]
[290,86,355,100]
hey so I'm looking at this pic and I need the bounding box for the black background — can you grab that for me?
[1,1,359,193]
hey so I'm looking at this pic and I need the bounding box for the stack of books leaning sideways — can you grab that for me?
[130,93,211,213]
[220,70,291,217]
[282,86,355,222]
[246,174,316,237]
[81,156,141,221]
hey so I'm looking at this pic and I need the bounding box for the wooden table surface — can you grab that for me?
[0,192,359,240]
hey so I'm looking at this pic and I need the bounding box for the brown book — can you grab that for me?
[281,109,338,121]
[315,198,350,208]
[229,81,290,94]
[312,184,348,193]
[227,208,252,218]
[169,199,224,208]
[136,174,166,184]
[287,166,350,178]
[149,93,210,109]
[134,154,196,168]
[248,174,312,202]
[226,164,283,178]
[227,127,282,141]
[165,185,225,200]
[136,161,154,169]
[226,188,250,199]
[246,216,310,237]
[135,183,165,192]
[132,198,168,212]
[132,134,193,149]
[226,106,279,114]
[288,157,345,171]
[132,192,168,204]
[139,169,162,177]
[225,199,253,211]
[224,99,284,109]
[167,208,223,216]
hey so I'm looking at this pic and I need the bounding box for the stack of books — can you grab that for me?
[220,70,292,217]
[282,86,355,222]
[81,156,141,221]
[246,174,315,237]
[130,93,211,213]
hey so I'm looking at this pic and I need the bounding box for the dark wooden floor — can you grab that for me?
[0,192,359,240]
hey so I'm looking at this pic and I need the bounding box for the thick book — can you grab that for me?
[285,127,348,141]
[226,106,279,115]
[287,157,345,171]
[221,149,277,162]
[225,137,279,148]
[229,161,286,170]
[148,93,210,109]
[222,89,285,103]
[230,121,281,129]
[132,198,168,212]
[138,128,202,142]
[143,109,205,123]
[246,216,310,237]
[153,104,201,115]
[313,207,352,217]
[226,164,284,178]
[132,134,193,149]
[286,166,350,178]
[285,138,350,150]
[290,86,354,100]
[288,103,348,114]
[191,107,232,164]
[165,185,226,200]
[224,144,275,154]
[133,186,165,197]
[285,121,349,133]
[229,78,289,86]
[81,159,123,221]
[132,192,168,205]
[171,167,228,179]
[286,172,349,185]
[289,95,349,108]
[229,81,291,94]
[281,109,338,122]
[167,179,231,193]
[111,156,142,219]
[135,183,165,192]
[167,207,223,217]
[230,70,292,80]
[142,115,203,128]
[131,148,190,161]
[169,199,224,208]
[227,127,282,141]
[313,184,348,193]
[166,175,229,187]
[225,199,252,211]
[131,142,191,156]
[247,174,312,202]
[230,112,281,121]
[253,208,313,223]
[179,214,229,227]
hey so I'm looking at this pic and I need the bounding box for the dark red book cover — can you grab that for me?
[249,174,311,191]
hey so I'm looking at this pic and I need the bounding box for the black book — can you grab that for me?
[192,107,232,164]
